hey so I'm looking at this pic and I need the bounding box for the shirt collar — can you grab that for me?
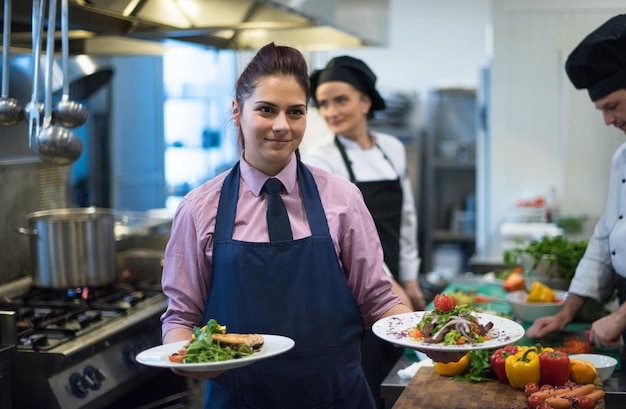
[239,152,298,197]
[337,133,377,149]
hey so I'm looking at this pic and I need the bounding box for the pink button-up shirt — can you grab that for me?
[160,153,400,338]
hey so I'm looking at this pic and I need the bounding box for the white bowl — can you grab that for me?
[505,290,567,322]
[569,354,618,381]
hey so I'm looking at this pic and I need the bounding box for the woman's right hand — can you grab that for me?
[172,368,226,380]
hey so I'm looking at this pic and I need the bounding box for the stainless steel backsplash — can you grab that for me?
[0,158,69,284]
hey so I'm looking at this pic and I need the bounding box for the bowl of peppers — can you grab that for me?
[505,282,567,322]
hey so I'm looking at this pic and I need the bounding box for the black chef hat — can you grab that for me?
[565,14,626,101]
[310,56,386,111]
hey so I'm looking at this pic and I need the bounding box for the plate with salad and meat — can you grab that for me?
[136,319,295,372]
[372,294,524,351]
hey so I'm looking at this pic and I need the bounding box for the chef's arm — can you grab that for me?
[553,293,588,322]
[526,293,587,339]
[401,280,426,311]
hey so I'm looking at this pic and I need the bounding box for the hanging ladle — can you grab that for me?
[53,0,88,128]
[26,0,45,152]
[37,0,83,165]
[0,0,24,126]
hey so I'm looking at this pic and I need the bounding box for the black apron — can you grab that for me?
[334,136,405,409]
[616,274,626,347]
[202,160,375,409]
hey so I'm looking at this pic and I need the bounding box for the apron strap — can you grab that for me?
[297,160,330,237]
[213,163,240,241]
[334,135,401,182]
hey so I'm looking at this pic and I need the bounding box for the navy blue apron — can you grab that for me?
[202,160,375,409]
[334,136,404,409]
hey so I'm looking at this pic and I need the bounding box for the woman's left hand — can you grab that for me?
[417,350,466,363]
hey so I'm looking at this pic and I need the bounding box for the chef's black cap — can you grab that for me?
[310,56,386,111]
[565,14,626,101]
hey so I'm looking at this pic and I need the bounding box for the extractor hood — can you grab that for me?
[5,0,389,54]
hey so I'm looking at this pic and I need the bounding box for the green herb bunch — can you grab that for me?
[503,236,588,281]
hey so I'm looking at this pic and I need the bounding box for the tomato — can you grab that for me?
[527,394,545,409]
[168,348,187,363]
[434,293,456,311]
[503,271,526,292]
[524,383,540,397]
[575,396,596,409]
[539,384,554,391]
[168,353,185,363]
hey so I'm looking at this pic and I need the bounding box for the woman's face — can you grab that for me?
[315,81,371,139]
[233,75,308,176]
[594,88,626,134]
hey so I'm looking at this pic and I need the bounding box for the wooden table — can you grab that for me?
[391,366,528,409]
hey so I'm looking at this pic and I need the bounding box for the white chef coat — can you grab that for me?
[301,131,420,283]
[570,141,626,301]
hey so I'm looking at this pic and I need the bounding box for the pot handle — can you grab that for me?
[16,227,38,235]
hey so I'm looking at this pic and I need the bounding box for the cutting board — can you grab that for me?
[392,366,528,409]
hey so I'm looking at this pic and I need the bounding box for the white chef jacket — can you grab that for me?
[301,131,420,283]
[569,141,626,301]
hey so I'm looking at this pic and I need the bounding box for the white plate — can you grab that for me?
[136,334,295,372]
[372,311,524,351]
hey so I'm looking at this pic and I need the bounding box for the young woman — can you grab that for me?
[302,55,425,408]
[160,43,413,409]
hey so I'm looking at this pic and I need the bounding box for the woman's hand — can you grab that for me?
[171,368,226,380]
[417,350,466,363]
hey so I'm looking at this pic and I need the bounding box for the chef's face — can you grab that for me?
[594,89,626,134]
[232,75,307,176]
[315,81,371,139]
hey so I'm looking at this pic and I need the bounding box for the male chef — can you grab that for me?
[526,14,626,352]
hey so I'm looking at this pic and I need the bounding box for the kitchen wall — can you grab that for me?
[486,0,626,252]
[305,0,626,261]
[306,0,492,129]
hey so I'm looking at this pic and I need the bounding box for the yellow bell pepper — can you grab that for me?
[504,345,542,389]
[569,359,597,384]
[434,354,470,376]
[526,281,556,303]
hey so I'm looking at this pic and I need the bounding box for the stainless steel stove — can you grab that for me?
[0,276,191,409]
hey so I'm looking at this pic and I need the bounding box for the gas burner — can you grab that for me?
[18,328,75,351]
[0,282,166,352]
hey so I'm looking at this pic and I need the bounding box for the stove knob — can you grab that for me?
[83,365,107,390]
[69,372,90,398]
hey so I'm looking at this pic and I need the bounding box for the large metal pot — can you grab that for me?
[19,207,116,288]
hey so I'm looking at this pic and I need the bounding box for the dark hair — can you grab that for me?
[234,43,310,152]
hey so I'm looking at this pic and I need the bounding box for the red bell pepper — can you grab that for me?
[539,349,570,386]
[490,345,519,383]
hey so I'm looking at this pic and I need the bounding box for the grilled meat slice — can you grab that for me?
[211,333,265,350]
[476,321,494,336]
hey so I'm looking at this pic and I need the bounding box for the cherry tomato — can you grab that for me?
[575,396,596,409]
[539,384,554,391]
[527,394,545,409]
[434,294,456,311]
[168,353,185,363]
[524,383,540,397]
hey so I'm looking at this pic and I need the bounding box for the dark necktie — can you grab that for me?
[262,178,293,241]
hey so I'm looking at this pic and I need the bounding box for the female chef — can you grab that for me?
[302,56,426,408]
[160,43,416,409]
